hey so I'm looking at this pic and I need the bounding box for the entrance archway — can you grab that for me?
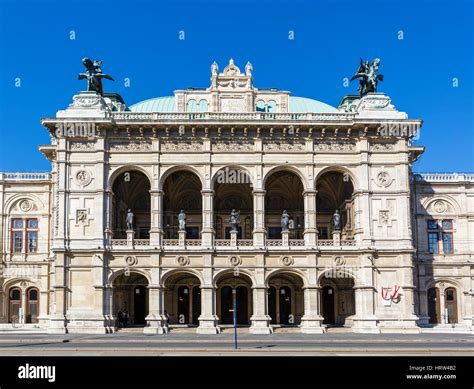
[112,272,149,326]
[267,272,304,325]
[163,272,201,326]
[216,273,253,325]
[320,275,355,326]
[427,287,440,324]
[26,287,39,324]
[444,287,458,324]
[111,170,151,239]
[9,287,21,323]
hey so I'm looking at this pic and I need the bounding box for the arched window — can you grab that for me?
[198,99,208,112]
[186,99,197,112]
[26,287,39,323]
[444,287,458,324]
[9,287,21,323]
[256,100,266,112]
[267,100,277,112]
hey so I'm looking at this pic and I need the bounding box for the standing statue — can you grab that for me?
[229,209,240,232]
[332,210,341,232]
[178,209,186,231]
[350,58,384,97]
[245,61,253,77]
[281,210,289,232]
[78,57,114,96]
[126,209,134,231]
[211,61,219,76]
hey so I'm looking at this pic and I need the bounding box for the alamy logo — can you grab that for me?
[215,167,252,185]
[55,122,96,138]
[18,363,56,383]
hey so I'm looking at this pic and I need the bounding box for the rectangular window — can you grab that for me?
[442,233,453,254]
[11,219,23,253]
[427,220,438,230]
[428,232,439,254]
[13,232,23,253]
[27,232,38,253]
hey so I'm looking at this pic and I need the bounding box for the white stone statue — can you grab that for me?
[211,61,218,76]
[178,209,186,231]
[245,61,253,77]
[126,209,134,231]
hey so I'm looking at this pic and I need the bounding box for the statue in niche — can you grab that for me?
[178,209,186,231]
[281,210,289,232]
[126,209,134,231]
[229,209,240,232]
[332,209,342,231]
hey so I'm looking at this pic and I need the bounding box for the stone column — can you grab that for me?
[252,189,266,248]
[300,286,324,333]
[144,285,167,334]
[303,189,318,246]
[250,286,272,334]
[201,189,214,248]
[197,286,220,334]
[48,253,68,334]
[351,255,379,333]
[149,189,163,247]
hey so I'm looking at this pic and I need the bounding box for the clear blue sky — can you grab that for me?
[0,0,472,172]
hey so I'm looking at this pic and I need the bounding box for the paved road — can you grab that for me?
[0,332,472,355]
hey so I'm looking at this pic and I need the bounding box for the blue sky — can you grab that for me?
[0,0,472,172]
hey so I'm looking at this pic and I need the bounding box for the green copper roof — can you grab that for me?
[129,95,337,113]
[129,96,176,112]
[288,96,338,113]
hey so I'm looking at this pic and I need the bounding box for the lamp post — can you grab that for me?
[232,288,237,349]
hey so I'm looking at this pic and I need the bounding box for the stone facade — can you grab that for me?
[0,60,472,334]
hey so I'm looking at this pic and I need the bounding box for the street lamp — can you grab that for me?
[232,288,237,349]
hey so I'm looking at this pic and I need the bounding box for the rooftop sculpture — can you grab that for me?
[350,58,384,97]
[78,58,114,96]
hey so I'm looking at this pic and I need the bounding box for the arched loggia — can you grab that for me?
[111,170,151,239]
[316,171,355,240]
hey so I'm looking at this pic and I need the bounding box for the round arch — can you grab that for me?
[422,196,461,216]
[265,269,308,288]
[161,268,204,286]
[109,268,152,285]
[315,166,358,191]
[1,278,40,294]
[159,165,205,190]
[424,278,463,291]
[108,165,152,190]
[317,268,360,287]
[263,165,308,190]
[210,165,255,188]
[4,194,45,215]
[213,269,256,288]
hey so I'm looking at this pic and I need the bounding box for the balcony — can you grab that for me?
[110,111,356,123]
[110,237,357,251]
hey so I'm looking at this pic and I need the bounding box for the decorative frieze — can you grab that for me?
[109,141,152,152]
[314,142,356,152]
[161,141,203,152]
[70,141,95,151]
[213,141,254,152]
[264,141,305,152]
[370,143,395,152]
